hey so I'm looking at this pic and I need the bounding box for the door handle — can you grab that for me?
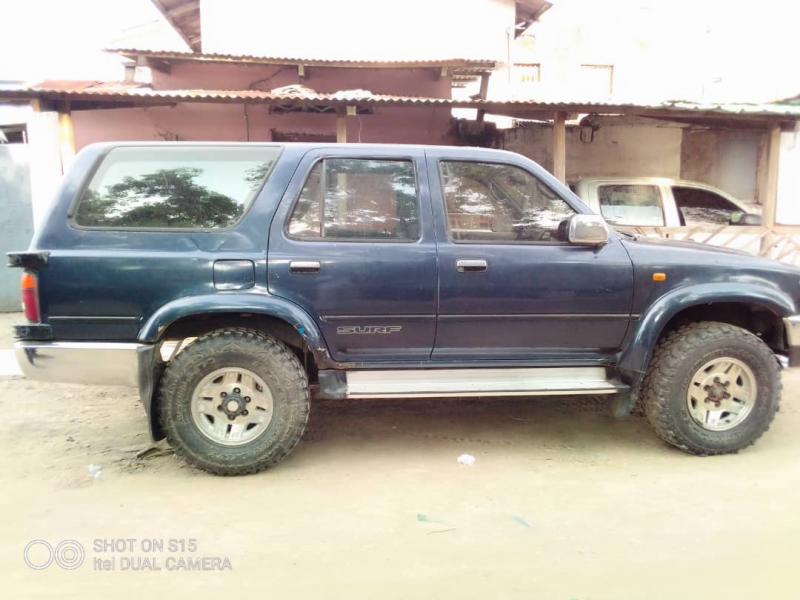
[289,261,321,273]
[456,259,488,272]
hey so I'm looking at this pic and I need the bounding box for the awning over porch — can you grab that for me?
[2,80,799,234]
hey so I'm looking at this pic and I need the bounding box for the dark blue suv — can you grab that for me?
[10,143,800,474]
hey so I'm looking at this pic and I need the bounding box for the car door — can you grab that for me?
[427,150,634,361]
[268,146,437,362]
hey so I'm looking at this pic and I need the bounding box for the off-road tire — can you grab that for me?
[159,328,310,475]
[642,321,781,455]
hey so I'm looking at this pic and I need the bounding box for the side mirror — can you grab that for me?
[567,214,609,246]
[730,211,762,226]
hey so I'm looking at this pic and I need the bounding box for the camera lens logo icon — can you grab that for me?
[24,539,85,570]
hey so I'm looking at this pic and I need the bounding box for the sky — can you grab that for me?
[0,0,798,103]
[0,0,185,83]
[521,0,800,102]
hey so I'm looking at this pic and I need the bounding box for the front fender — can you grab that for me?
[618,282,795,380]
[138,292,332,365]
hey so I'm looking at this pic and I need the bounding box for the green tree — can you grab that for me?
[77,167,244,228]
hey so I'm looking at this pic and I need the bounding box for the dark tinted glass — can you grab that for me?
[673,186,739,225]
[440,161,574,242]
[288,158,419,241]
[75,146,280,229]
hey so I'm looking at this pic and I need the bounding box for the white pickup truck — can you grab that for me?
[571,177,762,228]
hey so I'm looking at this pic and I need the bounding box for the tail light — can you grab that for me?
[20,272,40,323]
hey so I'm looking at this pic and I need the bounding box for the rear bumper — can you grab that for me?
[783,316,800,367]
[14,341,155,387]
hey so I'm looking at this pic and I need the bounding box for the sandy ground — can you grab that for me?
[2,311,799,599]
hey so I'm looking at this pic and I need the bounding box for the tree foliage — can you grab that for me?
[77,167,244,228]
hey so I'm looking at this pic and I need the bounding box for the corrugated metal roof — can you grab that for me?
[3,82,800,122]
[31,81,144,93]
[486,96,800,117]
[150,0,200,52]
[108,48,497,70]
[0,82,455,106]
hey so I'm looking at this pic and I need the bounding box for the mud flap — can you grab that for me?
[610,379,642,418]
[137,345,165,440]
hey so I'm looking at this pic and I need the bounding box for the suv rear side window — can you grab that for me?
[287,158,419,241]
[597,184,664,226]
[74,146,280,229]
[440,161,575,243]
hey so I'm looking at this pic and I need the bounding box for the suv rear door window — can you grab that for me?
[439,161,575,242]
[287,158,419,241]
[597,184,664,226]
[672,186,741,225]
[74,146,280,229]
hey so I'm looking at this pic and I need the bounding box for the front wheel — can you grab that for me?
[642,321,781,455]
[159,328,310,475]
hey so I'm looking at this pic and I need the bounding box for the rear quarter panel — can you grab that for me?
[26,143,304,342]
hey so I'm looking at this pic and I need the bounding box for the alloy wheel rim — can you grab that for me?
[686,357,756,431]
[190,367,274,446]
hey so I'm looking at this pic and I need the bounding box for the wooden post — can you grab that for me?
[759,124,781,255]
[476,72,490,123]
[479,73,490,99]
[762,125,781,228]
[336,110,347,143]
[57,107,76,173]
[552,111,567,183]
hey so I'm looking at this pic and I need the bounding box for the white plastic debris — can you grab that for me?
[457,454,476,466]
[87,464,103,480]
[331,88,374,100]
[270,84,316,96]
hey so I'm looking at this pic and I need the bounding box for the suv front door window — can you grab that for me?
[429,156,633,359]
[440,161,575,242]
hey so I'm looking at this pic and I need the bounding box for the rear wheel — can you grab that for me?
[159,328,309,475]
[642,321,781,455]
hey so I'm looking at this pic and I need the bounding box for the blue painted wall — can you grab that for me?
[0,145,33,311]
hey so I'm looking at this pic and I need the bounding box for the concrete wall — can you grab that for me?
[0,104,61,233]
[25,110,63,227]
[0,144,34,311]
[777,130,800,225]
[680,128,764,203]
[151,62,453,98]
[503,118,771,210]
[71,103,457,150]
[503,119,683,181]
[69,61,458,151]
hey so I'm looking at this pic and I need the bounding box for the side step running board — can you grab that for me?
[339,367,626,399]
